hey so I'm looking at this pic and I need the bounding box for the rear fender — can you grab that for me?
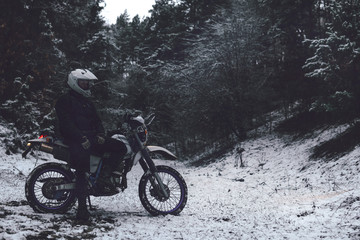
[28,138,48,144]
[28,134,54,144]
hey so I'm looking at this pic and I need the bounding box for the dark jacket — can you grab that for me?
[55,90,104,142]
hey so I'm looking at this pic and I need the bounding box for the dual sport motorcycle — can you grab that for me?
[22,115,188,216]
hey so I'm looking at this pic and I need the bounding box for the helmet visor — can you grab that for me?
[77,79,94,90]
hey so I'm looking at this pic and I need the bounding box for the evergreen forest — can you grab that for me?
[1,0,360,158]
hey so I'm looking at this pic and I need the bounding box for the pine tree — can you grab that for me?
[303,0,360,118]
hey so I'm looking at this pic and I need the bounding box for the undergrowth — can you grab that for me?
[276,111,360,161]
[310,123,360,161]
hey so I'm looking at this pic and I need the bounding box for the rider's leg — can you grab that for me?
[75,170,90,221]
[68,141,91,221]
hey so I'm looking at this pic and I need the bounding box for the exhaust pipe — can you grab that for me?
[40,144,53,153]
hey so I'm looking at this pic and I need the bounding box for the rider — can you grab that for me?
[55,69,127,221]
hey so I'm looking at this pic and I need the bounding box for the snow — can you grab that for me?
[1,122,360,239]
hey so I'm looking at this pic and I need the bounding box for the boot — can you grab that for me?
[76,195,90,221]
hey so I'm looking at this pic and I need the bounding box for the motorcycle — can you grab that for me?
[22,115,188,216]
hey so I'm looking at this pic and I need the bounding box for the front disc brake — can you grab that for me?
[149,184,170,202]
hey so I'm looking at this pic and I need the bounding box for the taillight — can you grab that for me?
[39,135,52,143]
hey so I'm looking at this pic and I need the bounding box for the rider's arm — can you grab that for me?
[90,102,105,135]
[55,95,83,142]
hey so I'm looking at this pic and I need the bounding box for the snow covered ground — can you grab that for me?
[1,123,360,240]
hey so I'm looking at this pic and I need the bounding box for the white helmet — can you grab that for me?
[67,69,98,97]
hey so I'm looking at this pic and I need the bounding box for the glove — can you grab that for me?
[124,112,137,122]
[81,136,91,150]
[97,134,105,144]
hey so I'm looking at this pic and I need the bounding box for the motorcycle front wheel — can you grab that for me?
[139,165,188,216]
[25,163,76,213]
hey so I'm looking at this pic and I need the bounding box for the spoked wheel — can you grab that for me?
[25,163,76,213]
[139,165,188,216]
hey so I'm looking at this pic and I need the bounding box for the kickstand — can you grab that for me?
[87,195,94,210]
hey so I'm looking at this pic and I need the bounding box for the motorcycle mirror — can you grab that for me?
[146,114,156,126]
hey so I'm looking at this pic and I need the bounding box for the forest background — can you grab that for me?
[1,0,360,159]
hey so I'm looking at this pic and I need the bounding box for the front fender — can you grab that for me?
[133,146,177,165]
[147,146,177,160]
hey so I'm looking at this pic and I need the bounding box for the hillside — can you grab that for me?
[0,118,360,239]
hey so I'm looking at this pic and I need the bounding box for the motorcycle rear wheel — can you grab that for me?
[25,163,76,213]
[139,165,188,216]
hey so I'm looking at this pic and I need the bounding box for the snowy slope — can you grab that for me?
[0,122,360,240]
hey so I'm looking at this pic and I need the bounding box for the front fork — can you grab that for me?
[139,147,169,199]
